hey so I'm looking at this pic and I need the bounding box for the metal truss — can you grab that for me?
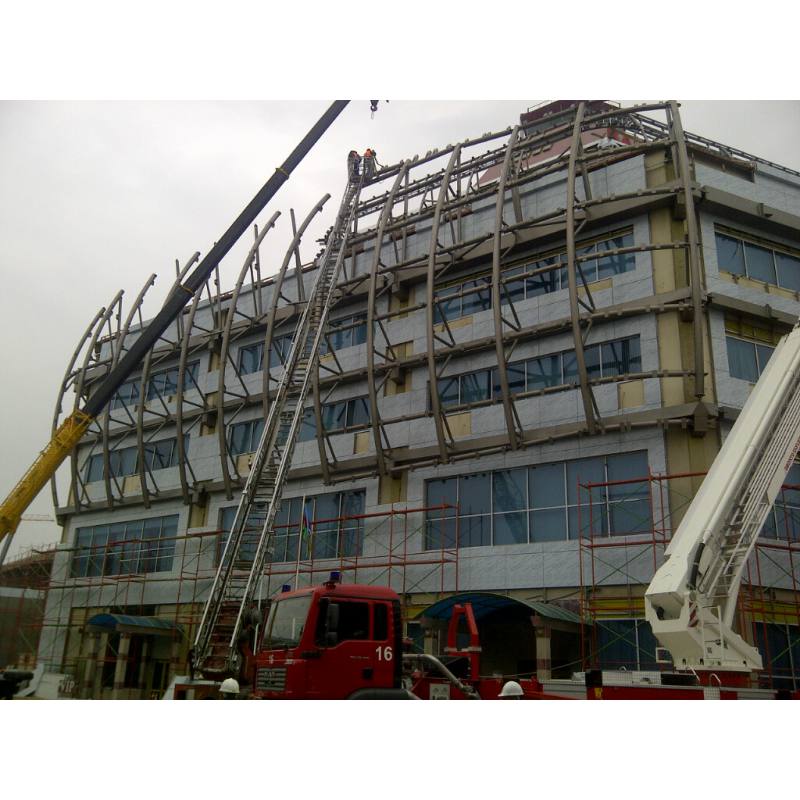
[58,100,770,516]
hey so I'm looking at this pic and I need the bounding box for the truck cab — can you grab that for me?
[253,574,404,699]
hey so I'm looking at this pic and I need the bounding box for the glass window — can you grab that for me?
[84,453,104,483]
[492,364,525,399]
[502,266,525,304]
[347,397,371,428]
[602,337,641,376]
[434,285,460,324]
[460,370,491,404]
[460,473,491,516]
[745,242,776,284]
[530,462,565,508]
[527,354,562,391]
[462,277,491,315]
[575,243,597,284]
[584,344,602,381]
[333,601,370,641]
[72,514,177,578]
[493,469,527,512]
[298,408,317,442]
[530,507,567,542]
[567,457,605,506]
[726,337,759,382]
[438,377,460,408]
[238,343,264,375]
[527,257,559,297]
[494,511,528,545]
[776,252,800,292]
[373,604,389,641]
[597,233,635,279]
[716,232,746,276]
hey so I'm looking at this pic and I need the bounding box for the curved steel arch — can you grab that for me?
[135,253,200,509]
[175,267,218,505]
[50,305,108,510]
[490,125,523,450]
[71,290,124,510]
[425,143,463,463]
[366,161,412,477]
[216,211,281,500]
[565,102,600,435]
[100,273,157,508]
[260,195,330,421]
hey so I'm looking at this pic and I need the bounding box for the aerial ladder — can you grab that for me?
[191,175,363,678]
[645,321,800,675]
[0,101,353,567]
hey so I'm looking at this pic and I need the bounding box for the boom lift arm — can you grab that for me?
[645,321,800,673]
[0,101,350,562]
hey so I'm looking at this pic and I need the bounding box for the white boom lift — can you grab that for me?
[645,321,800,674]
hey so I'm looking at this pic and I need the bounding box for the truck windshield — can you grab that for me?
[263,595,313,648]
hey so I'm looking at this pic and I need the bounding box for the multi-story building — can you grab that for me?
[35,101,800,697]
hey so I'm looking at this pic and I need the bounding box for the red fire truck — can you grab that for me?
[248,571,559,700]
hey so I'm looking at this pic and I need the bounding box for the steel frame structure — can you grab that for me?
[53,100,800,515]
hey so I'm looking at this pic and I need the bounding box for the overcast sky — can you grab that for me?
[0,99,798,560]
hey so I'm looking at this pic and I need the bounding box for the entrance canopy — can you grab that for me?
[419,592,583,627]
[86,613,183,637]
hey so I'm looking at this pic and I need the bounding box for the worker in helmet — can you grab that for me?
[347,150,361,182]
[498,680,524,699]
[219,677,240,699]
[362,148,381,182]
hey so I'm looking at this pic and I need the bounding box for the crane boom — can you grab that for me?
[0,101,350,557]
[645,321,800,673]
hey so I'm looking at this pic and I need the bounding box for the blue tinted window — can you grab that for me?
[776,252,800,292]
[716,233,746,276]
[238,342,264,375]
[72,514,178,576]
[745,242,776,284]
[726,337,760,382]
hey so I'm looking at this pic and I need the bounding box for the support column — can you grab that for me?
[137,638,151,698]
[535,624,552,682]
[82,632,100,699]
[113,633,131,699]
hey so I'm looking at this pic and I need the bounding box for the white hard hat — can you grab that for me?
[498,680,524,698]
[220,677,240,695]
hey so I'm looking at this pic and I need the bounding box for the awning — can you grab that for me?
[86,613,183,637]
[418,592,584,627]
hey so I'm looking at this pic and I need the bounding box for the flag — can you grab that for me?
[300,502,313,559]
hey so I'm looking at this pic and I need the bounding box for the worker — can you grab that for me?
[363,148,380,182]
[219,677,240,699]
[347,150,361,182]
[498,680,523,699]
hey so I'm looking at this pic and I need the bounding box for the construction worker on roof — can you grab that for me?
[347,150,361,182]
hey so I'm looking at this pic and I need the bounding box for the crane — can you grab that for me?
[0,100,353,566]
[645,321,800,675]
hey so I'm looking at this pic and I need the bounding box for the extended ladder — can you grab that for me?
[192,177,362,676]
[646,321,800,671]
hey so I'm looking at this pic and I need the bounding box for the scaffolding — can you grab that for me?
[5,502,458,697]
[577,470,800,689]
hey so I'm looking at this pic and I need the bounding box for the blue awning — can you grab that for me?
[86,613,183,637]
[417,592,584,626]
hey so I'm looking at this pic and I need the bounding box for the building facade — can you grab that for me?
[36,101,800,697]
